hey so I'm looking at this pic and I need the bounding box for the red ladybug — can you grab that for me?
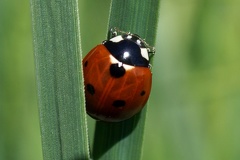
[83,28,155,122]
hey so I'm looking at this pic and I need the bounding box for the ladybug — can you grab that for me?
[83,28,155,122]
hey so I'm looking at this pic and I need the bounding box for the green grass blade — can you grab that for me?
[92,0,160,159]
[30,1,90,159]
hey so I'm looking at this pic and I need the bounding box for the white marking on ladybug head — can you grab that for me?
[136,39,141,45]
[126,35,132,39]
[110,35,123,43]
[140,48,149,61]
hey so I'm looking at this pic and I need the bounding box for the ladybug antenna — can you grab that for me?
[110,27,124,37]
[110,28,118,38]
[109,27,125,39]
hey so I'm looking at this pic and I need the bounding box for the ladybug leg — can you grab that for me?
[102,40,107,44]
[148,63,153,69]
[147,46,156,57]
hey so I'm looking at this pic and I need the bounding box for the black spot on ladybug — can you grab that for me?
[86,84,95,95]
[84,61,88,67]
[140,90,146,96]
[112,100,126,108]
[109,63,126,78]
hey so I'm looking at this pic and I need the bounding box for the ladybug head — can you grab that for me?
[103,29,155,68]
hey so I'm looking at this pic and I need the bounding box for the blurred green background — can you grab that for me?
[1,0,240,160]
